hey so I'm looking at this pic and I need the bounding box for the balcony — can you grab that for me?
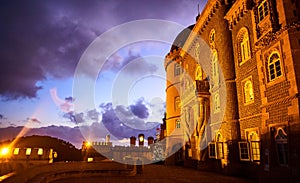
[195,80,210,96]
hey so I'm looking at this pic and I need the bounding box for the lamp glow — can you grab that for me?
[1,147,9,156]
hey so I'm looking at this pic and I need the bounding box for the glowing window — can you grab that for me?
[214,92,220,113]
[249,132,260,161]
[268,52,282,81]
[244,79,254,104]
[26,148,31,155]
[275,128,288,166]
[211,50,219,87]
[209,29,215,45]
[37,148,43,155]
[195,66,202,80]
[216,133,224,159]
[241,30,251,62]
[13,148,20,155]
[258,0,269,22]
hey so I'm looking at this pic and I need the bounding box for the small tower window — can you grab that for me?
[174,63,181,76]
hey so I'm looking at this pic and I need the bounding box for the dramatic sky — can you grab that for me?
[0,0,206,145]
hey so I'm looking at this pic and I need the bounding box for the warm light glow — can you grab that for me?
[87,157,93,162]
[26,148,32,155]
[38,148,43,155]
[13,148,19,155]
[139,136,144,142]
[86,141,91,147]
[1,147,9,156]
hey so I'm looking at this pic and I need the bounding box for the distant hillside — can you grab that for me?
[0,135,82,161]
[0,126,85,148]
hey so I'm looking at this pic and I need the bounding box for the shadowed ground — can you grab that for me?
[51,164,255,183]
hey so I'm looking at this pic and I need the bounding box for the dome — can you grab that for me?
[170,24,195,52]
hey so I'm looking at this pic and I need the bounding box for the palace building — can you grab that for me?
[164,0,300,181]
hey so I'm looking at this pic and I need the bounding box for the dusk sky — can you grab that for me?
[0,0,206,145]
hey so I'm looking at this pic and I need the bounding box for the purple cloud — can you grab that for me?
[103,49,158,75]
[130,98,149,119]
[100,102,160,139]
[0,0,201,100]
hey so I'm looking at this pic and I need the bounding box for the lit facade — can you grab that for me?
[164,0,300,181]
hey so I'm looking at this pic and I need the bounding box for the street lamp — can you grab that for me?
[138,134,144,147]
[0,147,9,156]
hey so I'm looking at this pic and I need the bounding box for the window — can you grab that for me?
[216,133,224,159]
[275,128,288,166]
[251,141,260,161]
[176,119,181,128]
[239,131,260,161]
[37,148,43,155]
[243,79,254,104]
[208,142,216,158]
[241,30,251,62]
[268,52,282,81]
[237,28,251,64]
[174,63,181,76]
[175,96,181,111]
[26,148,32,155]
[195,65,202,80]
[209,133,225,159]
[13,148,19,155]
[239,142,250,160]
[209,29,215,45]
[211,50,219,87]
[249,132,260,161]
[258,0,269,22]
[214,92,220,112]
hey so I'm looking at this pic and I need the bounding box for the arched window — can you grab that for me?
[216,133,224,159]
[244,79,254,104]
[214,92,220,113]
[211,50,219,88]
[195,65,202,80]
[174,96,181,111]
[268,52,282,81]
[275,128,288,165]
[209,29,215,45]
[237,27,251,64]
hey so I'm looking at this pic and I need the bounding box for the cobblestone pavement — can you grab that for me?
[52,164,255,183]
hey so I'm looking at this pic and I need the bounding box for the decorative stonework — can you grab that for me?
[254,21,300,50]
[224,0,251,30]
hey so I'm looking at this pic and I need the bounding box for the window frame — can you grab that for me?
[242,77,254,104]
[213,91,220,113]
[258,0,269,22]
[208,142,216,158]
[268,52,282,82]
[275,128,288,166]
[239,141,250,161]
[174,63,181,76]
